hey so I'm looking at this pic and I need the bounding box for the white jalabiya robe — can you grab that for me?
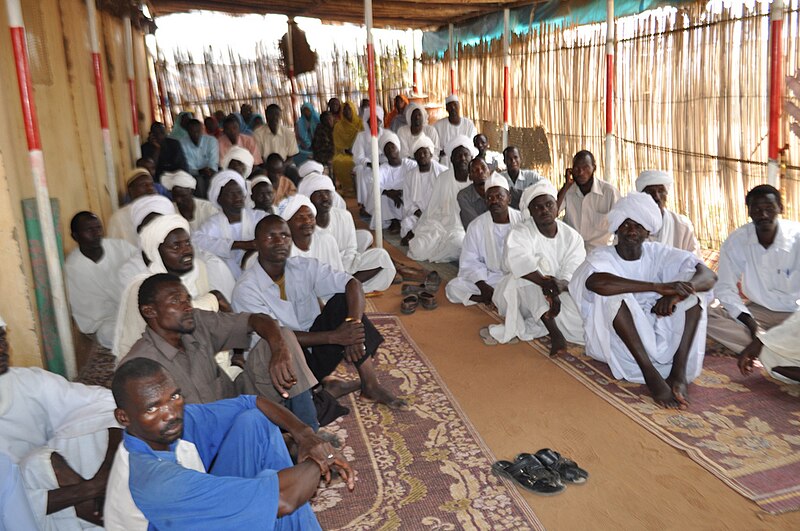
[397,125,441,159]
[568,242,709,383]
[368,159,416,230]
[648,208,701,256]
[433,117,477,165]
[290,231,345,271]
[194,208,266,278]
[65,239,138,349]
[408,169,471,263]
[352,130,387,205]
[756,310,800,384]
[0,368,118,531]
[317,208,396,293]
[106,203,138,246]
[489,219,586,344]
[185,198,219,232]
[445,209,521,306]
[401,161,447,237]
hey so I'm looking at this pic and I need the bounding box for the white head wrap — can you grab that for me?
[0,314,5,328]
[404,103,428,125]
[130,195,176,231]
[221,146,254,178]
[139,214,192,270]
[446,135,479,159]
[362,105,385,131]
[520,180,559,219]
[607,191,663,234]
[484,172,509,193]
[445,94,459,104]
[278,193,317,221]
[298,160,324,179]
[297,172,335,197]
[635,170,673,193]
[207,170,247,208]
[248,176,272,193]
[126,168,152,187]
[379,130,401,153]
[160,170,197,191]
[410,134,435,156]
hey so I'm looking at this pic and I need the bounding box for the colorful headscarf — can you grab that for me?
[333,101,363,153]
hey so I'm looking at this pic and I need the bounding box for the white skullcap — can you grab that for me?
[221,146,254,178]
[635,170,673,193]
[297,172,335,197]
[130,195,176,230]
[445,94,459,104]
[139,214,191,268]
[484,172,509,192]
[160,170,196,191]
[208,170,247,208]
[278,193,317,221]
[126,168,152,187]
[446,135,479,158]
[607,191,663,234]
[404,102,428,125]
[363,105,385,127]
[520,180,559,219]
[298,160,324,179]
[410,134,435,156]
[379,131,401,153]
[248,176,272,193]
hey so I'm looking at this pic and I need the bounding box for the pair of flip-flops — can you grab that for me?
[492,449,589,496]
[396,268,442,292]
[479,326,519,346]
[401,291,438,314]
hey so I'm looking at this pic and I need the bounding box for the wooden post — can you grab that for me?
[502,9,510,149]
[768,0,785,187]
[449,23,456,94]
[366,0,382,248]
[123,13,142,160]
[605,0,615,179]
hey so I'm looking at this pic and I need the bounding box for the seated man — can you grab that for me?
[446,174,521,307]
[107,168,158,246]
[635,170,699,255]
[233,215,406,409]
[0,316,121,530]
[161,170,219,232]
[488,181,585,352]
[254,104,299,164]
[707,185,800,352]
[474,134,503,173]
[66,211,138,350]
[0,451,38,530]
[370,131,415,232]
[179,118,219,197]
[105,358,352,530]
[277,195,345,272]
[501,146,543,209]
[249,175,276,214]
[221,145,255,179]
[433,95,477,165]
[300,172,397,293]
[297,160,347,210]
[400,135,447,246]
[397,103,440,159]
[408,135,478,263]
[218,113,262,168]
[569,192,717,408]
[556,150,619,252]
[738,310,800,384]
[141,122,187,180]
[456,157,491,229]
[352,105,386,210]
[266,153,299,205]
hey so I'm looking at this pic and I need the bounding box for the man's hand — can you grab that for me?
[414,209,422,218]
[475,281,494,305]
[210,290,233,313]
[295,430,355,489]
[652,295,679,316]
[737,312,762,340]
[738,338,763,376]
[543,293,561,319]
[560,168,573,190]
[269,344,297,398]
[382,189,403,209]
[656,281,695,299]
[344,344,366,364]
[329,320,365,347]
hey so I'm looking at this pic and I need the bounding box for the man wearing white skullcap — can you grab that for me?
[446,173,521,308]
[194,170,268,279]
[352,105,386,209]
[65,211,138,350]
[400,134,447,244]
[221,145,255,179]
[274,195,346,276]
[408,135,478,262]
[556,150,620,252]
[369,130,416,232]
[397,103,440,159]
[297,161,347,210]
[456,158,494,229]
[161,170,220,232]
[486,180,585,350]
[0,314,122,530]
[569,191,717,408]
[434,94,476,166]
[500,145,544,208]
[107,168,159,246]
[634,170,700,256]
[130,195,177,234]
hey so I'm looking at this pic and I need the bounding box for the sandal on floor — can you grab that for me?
[479,327,519,346]
[401,283,427,296]
[401,294,419,315]
[491,456,565,496]
[424,271,442,292]
[528,449,589,484]
[419,291,438,310]
[392,273,403,285]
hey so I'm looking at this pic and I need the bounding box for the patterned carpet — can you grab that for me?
[312,313,544,530]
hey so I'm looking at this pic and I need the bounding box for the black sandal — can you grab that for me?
[523,449,589,484]
[491,455,565,495]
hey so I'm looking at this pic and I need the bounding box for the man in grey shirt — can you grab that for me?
[457,157,490,229]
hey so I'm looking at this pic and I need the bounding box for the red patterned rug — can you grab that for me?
[312,313,544,530]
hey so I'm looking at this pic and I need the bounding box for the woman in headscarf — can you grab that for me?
[332,101,362,195]
[312,111,335,169]
[294,102,320,166]
[384,94,409,131]
[248,113,265,132]
[169,111,193,140]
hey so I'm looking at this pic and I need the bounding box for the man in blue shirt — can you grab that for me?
[108,358,354,530]
[180,118,219,198]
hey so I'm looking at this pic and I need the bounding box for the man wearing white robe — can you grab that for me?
[66,212,138,349]
[400,135,447,244]
[221,145,255,179]
[352,105,386,209]
[474,134,504,173]
[500,146,543,209]
[300,173,397,293]
[297,160,348,211]
[446,174,521,307]
[369,130,415,231]
[397,103,440,159]
[106,169,158,246]
[569,192,717,408]
[738,309,800,384]
[277,195,347,270]
[635,170,700,255]
[433,95,476,166]
[160,170,219,232]
[488,181,585,352]
[194,170,267,279]
[408,135,478,263]
[0,316,121,531]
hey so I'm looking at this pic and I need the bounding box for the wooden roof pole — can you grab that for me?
[287,17,298,124]
[502,8,510,149]
[366,0,382,248]
[449,23,456,94]
[123,13,142,161]
[768,0,785,187]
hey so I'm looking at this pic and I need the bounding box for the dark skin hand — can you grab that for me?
[248,314,296,398]
[382,189,403,209]
[736,312,762,340]
[468,280,494,305]
[738,338,763,376]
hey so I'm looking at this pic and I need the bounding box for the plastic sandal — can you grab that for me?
[424,271,442,292]
[491,456,565,495]
[523,449,589,484]
[401,294,419,315]
[419,291,438,310]
[401,283,427,296]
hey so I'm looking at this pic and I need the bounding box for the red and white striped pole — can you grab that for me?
[287,18,298,124]
[605,0,615,179]
[86,0,119,210]
[768,0,785,187]
[366,0,382,249]
[448,23,456,95]
[123,13,142,161]
[502,8,510,149]
[5,0,76,377]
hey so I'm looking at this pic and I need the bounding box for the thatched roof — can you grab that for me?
[146,0,539,30]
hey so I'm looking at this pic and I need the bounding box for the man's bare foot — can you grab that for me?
[665,375,690,408]
[360,383,407,408]
[548,330,568,357]
[323,377,361,399]
[647,377,683,409]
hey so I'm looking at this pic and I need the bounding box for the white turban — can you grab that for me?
[379,131,401,153]
[0,314,5,328]
[446,135,479,159]
[298,160,324,179]
[484,172,509,193]
[404,103,428,125]
[130,195,176,231]
[160,170,197,191]
[208,170,247,208]
[635,170,673,192]
[139,214,191,268]
[445,94,459,104]
[126,168,151,187]
[520,180,559,219]
[297,172,335,197]
[607,191,663,234]
[278,193,317,221]
[410,134,435,156]
[221,146,254,178]
[362,105,385,130]
[248,176,272,194]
